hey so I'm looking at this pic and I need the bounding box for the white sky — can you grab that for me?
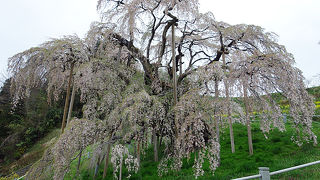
[0,0,99,82]
[0,0,319,86]
[200,0,320,86]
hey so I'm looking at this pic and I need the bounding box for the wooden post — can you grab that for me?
[172,24,177,106]
[76,148,83,178]
[214,79,221,164]
[119,157,123,180]
[243,79,253,155]
[222,52,235,153]
[153,128,158,162]
[67,81,76,126]
[259,167,270,180]
[172,23,178,139]
[117,46,123,62]
[137,140,140,166]
[103,142,112,178]
[61,62,74,134]
[93,156,100,180]
[179,57,182,76]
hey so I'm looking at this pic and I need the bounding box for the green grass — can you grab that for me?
[64,121,320,179]
[210,122,320,180]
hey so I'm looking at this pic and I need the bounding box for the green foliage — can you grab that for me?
[307,86,320,101]
[0,79,20,140]
[13,90,62,156]
[0,82,65,175]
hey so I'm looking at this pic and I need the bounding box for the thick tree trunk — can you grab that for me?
[61,62,74,134]
[111,33,163,95]
[67,81,76,126]
[103,142,112,178]
[222,52,235,153]
[214,79,221,164]
[243,80,253,155]
[153,128,158,162]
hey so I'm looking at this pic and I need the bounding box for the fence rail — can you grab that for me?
[232,160,320,180]
[16,174,26,180]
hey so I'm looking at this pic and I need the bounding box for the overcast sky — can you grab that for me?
[0,0,319,86]
[0,0,99,83]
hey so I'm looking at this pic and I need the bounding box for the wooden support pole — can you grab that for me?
[172,23,178,139]
[61,62,74,134]
[222,51,235,153]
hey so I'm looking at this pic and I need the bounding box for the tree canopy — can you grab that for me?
[7,0,317,179]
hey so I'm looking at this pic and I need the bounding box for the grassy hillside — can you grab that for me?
[0,129,60,175]
[64,121,320,180]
